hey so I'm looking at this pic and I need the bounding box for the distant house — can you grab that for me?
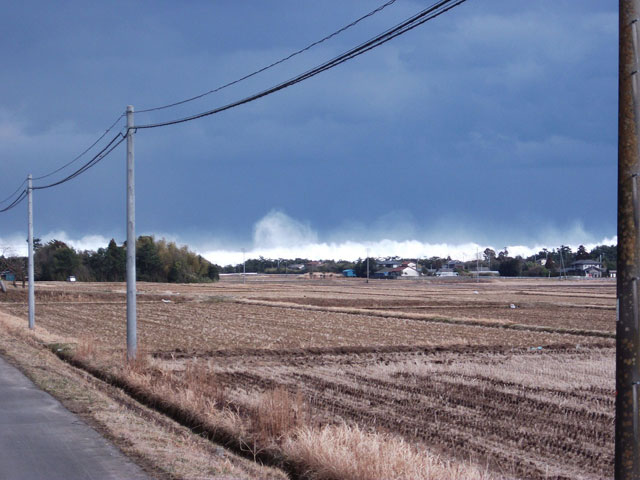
[374,267,400,279]
[398,266,419,277]
[563,259,604,278]
[374,261,420,279]
[443,260,464,270]
[470,266,490,272]
[571,259,603,270]
[583,266,603,278]
[376,259,402,269]
[288,264,306,271]
[469,266,499,276]
[436,268,458,277]
[610,270,617,278]
[342,269,356,277]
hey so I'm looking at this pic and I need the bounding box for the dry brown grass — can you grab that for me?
[284,423,492,480]
[0,311,288,480]
[250,387,308,443]
[73,347,492,479]
[183,359,227,408]
[73,336,97,362]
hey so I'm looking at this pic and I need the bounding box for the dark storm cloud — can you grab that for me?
[0,1,617,252]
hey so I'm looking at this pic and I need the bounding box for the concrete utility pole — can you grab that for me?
[126,106,137,360]
[366,248,370,283]
[617,1,640,476]
[242,248,246,284]
[27,174,34,330]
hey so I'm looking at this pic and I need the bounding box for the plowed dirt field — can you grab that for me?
[0,277,615,479]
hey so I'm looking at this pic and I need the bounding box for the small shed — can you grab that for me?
[0,270,15,282]
[342,269,356,277]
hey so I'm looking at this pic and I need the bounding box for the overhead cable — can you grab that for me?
[0,189,27,213]
[33,112,125,181]
[0,112,125,212]
[0,0,465,214]
[0,178,27,206]
[33,133,126,190]
[137,0,399,114]
[0,134,124,212]
[135,0,467,130]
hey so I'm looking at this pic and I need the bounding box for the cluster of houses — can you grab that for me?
[340,257,615,279]
[371,259,499,279]
[372,259,421,279]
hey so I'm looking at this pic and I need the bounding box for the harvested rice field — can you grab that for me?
[0,276,615,479]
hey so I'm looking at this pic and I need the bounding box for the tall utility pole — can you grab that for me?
[366,248,369,283]
[126,105,137,361]
[27,174,34,330]
[618,1,640,477]
[242,248,246,284]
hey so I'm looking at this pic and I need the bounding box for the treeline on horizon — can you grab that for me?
[221,243,617,278]
[1,236,220,283]
[1,242,616,282]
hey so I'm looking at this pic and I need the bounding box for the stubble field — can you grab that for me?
[0,276,615,479]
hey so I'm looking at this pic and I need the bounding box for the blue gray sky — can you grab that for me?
[0,1,617,264]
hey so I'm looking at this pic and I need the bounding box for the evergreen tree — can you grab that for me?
[498,257,522,277]
[136,236,164,282]
[104,239,126,281]
[575,245,590,260]
[52,246,80,280]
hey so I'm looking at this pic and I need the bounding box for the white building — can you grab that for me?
[399,266,419,277]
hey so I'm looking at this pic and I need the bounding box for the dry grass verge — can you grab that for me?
[251,387,307,444]
[284,424,492,480]
[56,342,494,480]
[0,311,287,480]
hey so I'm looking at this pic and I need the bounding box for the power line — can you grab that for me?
[137,0,399,114]
[0,112,125,211]
[0,178,27,206]
[0,0,465,213]
[0,189,27,213]
[33,133,125,190]
[0,133,124,213]
[32,112,125,181]
[135,0,468,130]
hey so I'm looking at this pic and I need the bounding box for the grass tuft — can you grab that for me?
[250,387,308,444]
[73,336,97,362]
[284,423,492,480]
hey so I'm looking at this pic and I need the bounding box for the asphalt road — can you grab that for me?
[0,356,151,480]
